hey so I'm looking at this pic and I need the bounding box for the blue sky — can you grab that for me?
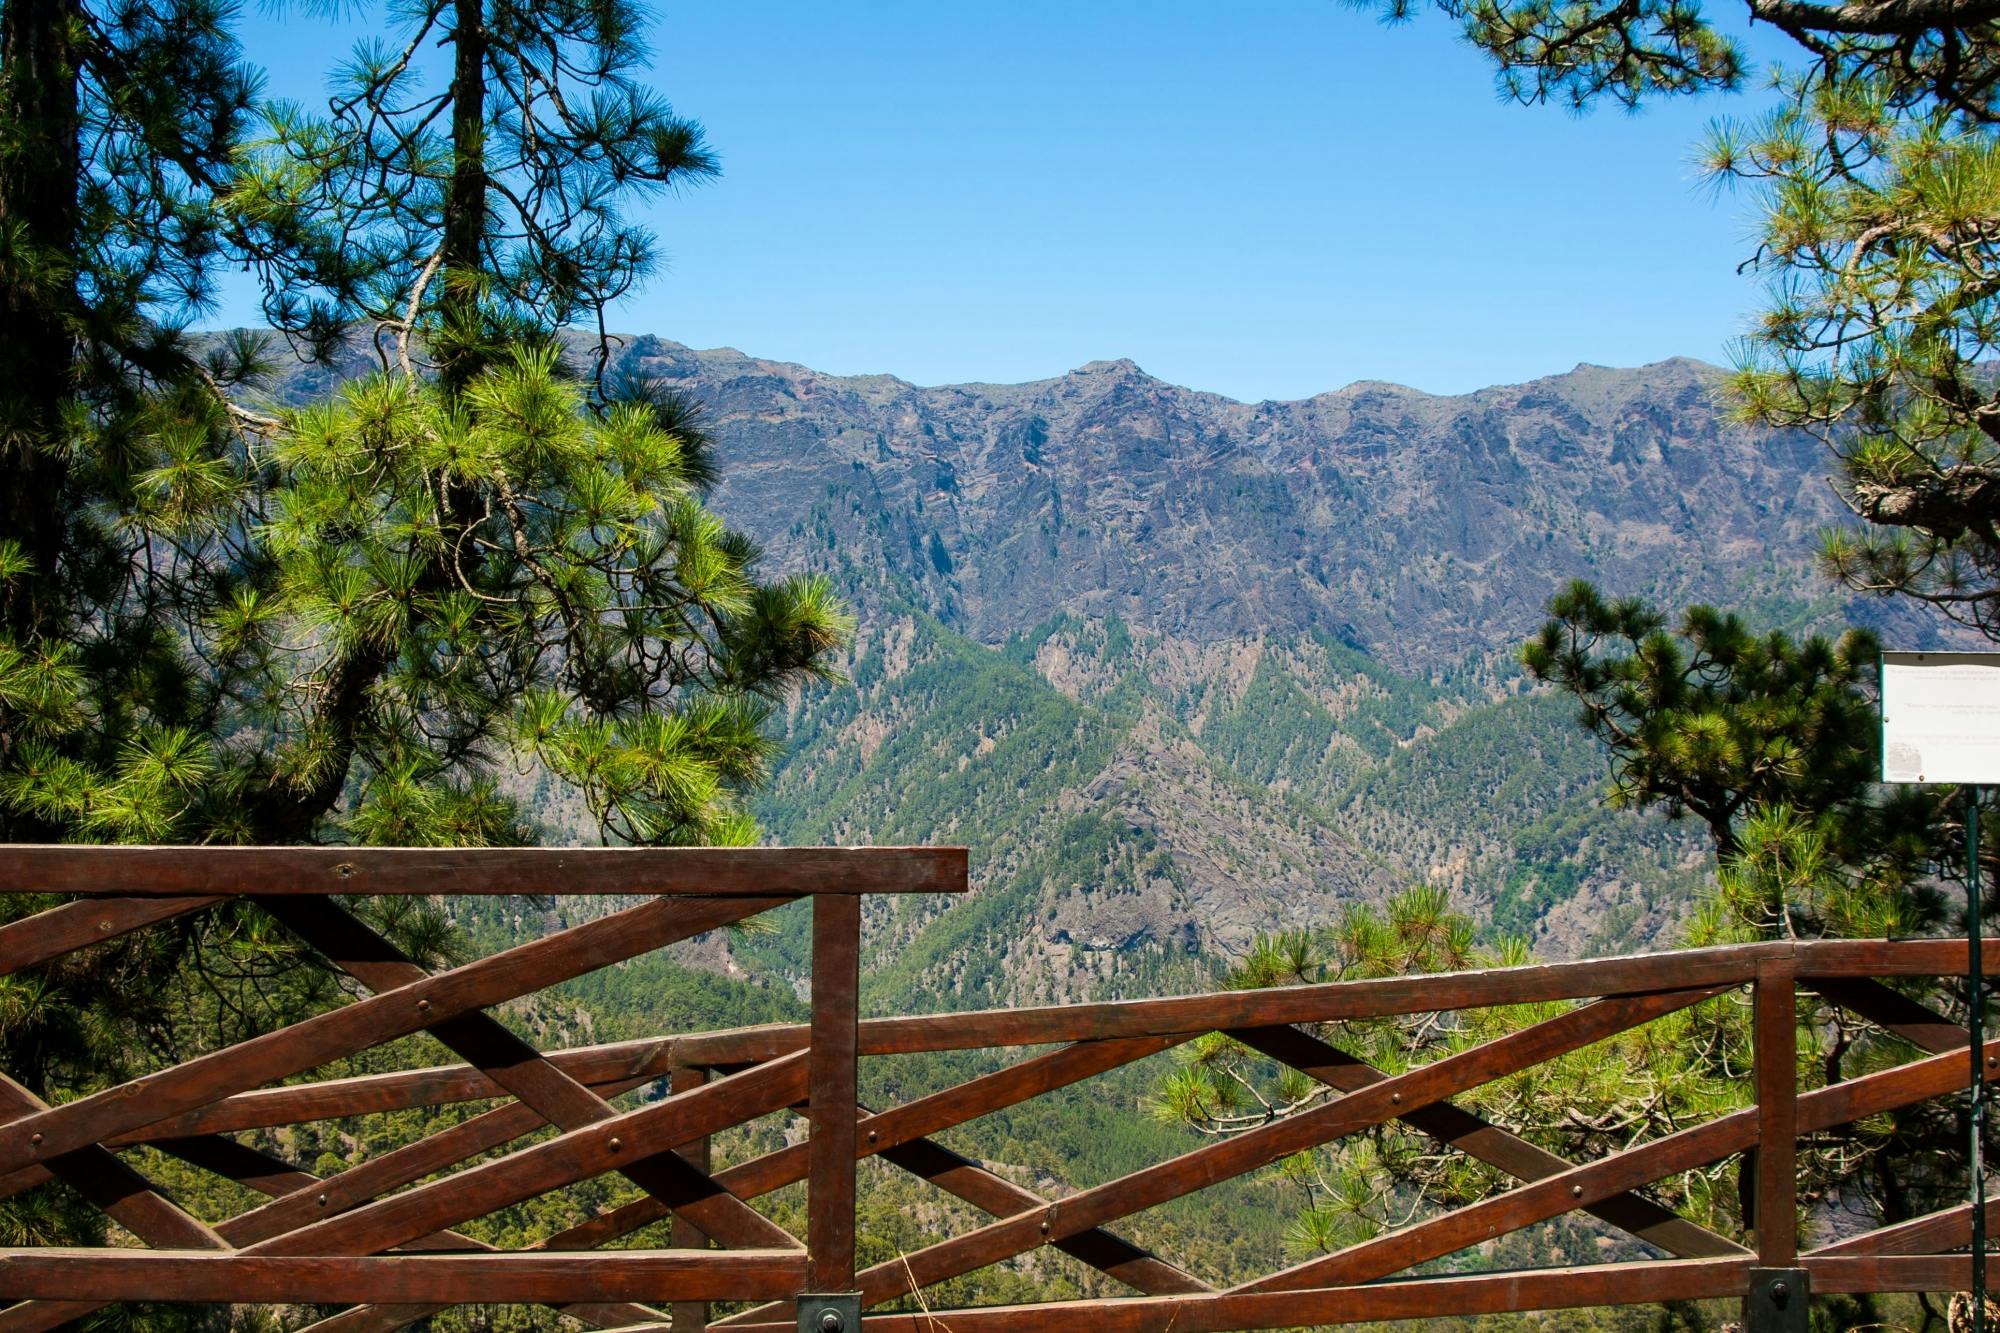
[228,1,1789,401]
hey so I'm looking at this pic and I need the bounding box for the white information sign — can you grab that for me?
[1880,652,2000,783]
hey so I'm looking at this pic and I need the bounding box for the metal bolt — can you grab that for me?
[867,1129,878,1143]
[336,863,355,879]
[1390,1093,1401,1104]
[417,998,430,1013]
[1570,1185,1583,1198]
[817,1310,845,1333]
[1770,1280,1790,1301]
[608,1137,623,1152]
[29,1133,41,1147]
[1039,1221,1050,1234]
[317,1194,328,1207]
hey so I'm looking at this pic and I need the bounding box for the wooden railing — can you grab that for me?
[0,847,1991,1332]
[0,845,965,1333]
[669,938,2000,1333]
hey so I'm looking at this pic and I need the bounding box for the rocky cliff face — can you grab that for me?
[589,340,1911,999]
[257,336,1926,1000]
[626,339,1871,668]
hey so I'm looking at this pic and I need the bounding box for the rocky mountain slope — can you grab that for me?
[264,337,1929,1004]
[633,339,1868,666]
[597,341,1922,1002]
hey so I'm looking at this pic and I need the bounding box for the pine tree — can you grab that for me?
[1351,0,2000,637]
[1520,579,1941,893]
[0,0,849,852]
[0,0,850,1271]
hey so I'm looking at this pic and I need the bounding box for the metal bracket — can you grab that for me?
[1745,1267,1810,1333]
[796,1291,862,1333]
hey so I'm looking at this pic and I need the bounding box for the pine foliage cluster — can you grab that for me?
[0,0,849,1273]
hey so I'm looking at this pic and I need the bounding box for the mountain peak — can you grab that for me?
[1073,357,1148,378]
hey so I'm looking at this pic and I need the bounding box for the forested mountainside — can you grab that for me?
[264,339,1935,1003]
[627,341,1928,998]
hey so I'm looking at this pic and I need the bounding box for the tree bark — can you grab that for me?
[0,0,81,643]
[440,0,488,400]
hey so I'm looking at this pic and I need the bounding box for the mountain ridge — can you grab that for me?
[250,331,1928,993]
[621,335,1723,408]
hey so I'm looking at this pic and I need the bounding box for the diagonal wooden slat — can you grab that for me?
[1809,1195,2000,1257]
[504,1034,1195,1257]
[239,1051,809,1263]
[104,1034,679,1142]
[307,1121,1215,1333]
[0,1076,224,1251]
[0,895,219,977]
[1,1111,668,1333]
[1809,975,1970,1054]
[1228,1024,1744,1258]
[259,894,798,1251]
[726,1034,1189,1198]
[876,1135,1213,1295]
[722,984,1724,1325]
[185,1137,660,1333]
[205,1097,618,1245]
[1233,1032,2000,1296]
[44,1065,804,1333]
[0,891,786,1173]
[0,1076,233,1333]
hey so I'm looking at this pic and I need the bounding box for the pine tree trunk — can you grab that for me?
[440,0,487,400]
[0,0,81,643]
[246,0,494,843]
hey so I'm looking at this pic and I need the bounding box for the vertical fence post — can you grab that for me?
[1748,955,1806,1333]
[802,892,861,1333]
[1971,784,1988,1333]
[671,1060,711,1333]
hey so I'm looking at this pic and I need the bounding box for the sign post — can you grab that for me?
[1881,651,2000,1330]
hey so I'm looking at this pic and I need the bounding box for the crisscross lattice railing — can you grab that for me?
[669,939,1994,1332]
[0,845,1992,1331]
[0,844,965,1331]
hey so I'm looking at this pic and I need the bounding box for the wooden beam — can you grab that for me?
[718,1257,1757,1333]
[0,1249,807,1305]
[0,845,967,896]
[1809,1196,2000,1257]
[106,1036,677,1141]
[1754,958,1799,1268]
[1795,939,2000,977]
[1809,976,1970,1054]
[1808,1253,1999,1293]
[0,893,787,1173]
[675,950,1776,1066]
[876,1136,1212,1295]
[0,895,218,977]
[1228,1024,1744,1259]
[806,893,859,1293]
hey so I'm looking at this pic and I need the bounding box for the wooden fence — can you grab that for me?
[0,846,1991,1332]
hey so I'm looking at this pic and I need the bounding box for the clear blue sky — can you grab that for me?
[226,1,1788,401]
